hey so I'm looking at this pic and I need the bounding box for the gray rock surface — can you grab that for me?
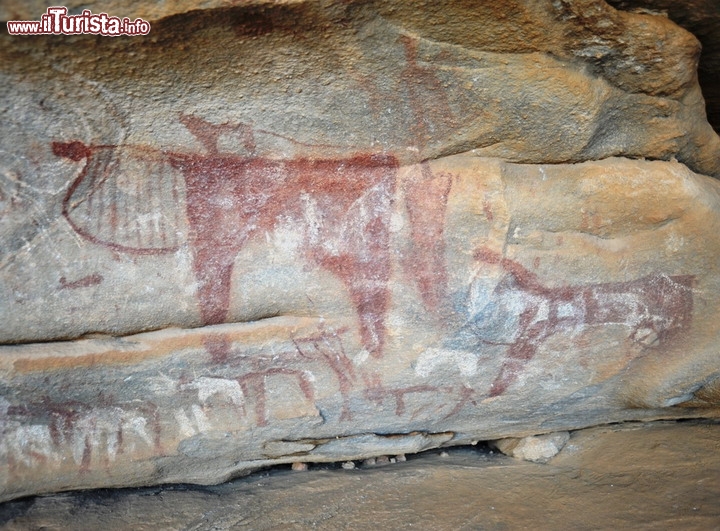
[490,431,571,463]
[1,420,719,530]
[607,0,720,132]
[3,155,720,501]
[2,0,720,501]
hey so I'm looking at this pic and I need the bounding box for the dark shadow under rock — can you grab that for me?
[2,420,719,530]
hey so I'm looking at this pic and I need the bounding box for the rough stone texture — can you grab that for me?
[2,0,720,501]
[0,0,236,22]
[1,1,719,181]
[490,431,571,463]
[607,0,720,133]
[3,155,720,501]
[6,0,714,144]
[1,420,719,530]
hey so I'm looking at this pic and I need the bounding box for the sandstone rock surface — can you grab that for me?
[3,155,720,501]
[2,0,719,182]
[490,432,571,463]
[2,420,719,530]
[2,0,720,502]
[608,0,720,132]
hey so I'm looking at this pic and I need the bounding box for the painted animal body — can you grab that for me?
[54,117,399,359]
[470,247,694,396]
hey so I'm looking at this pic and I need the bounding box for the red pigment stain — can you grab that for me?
[365,383,439,416]
[169,116,398,358]
[398,34,455,154]
[206,328,358,424]
[41,400,84,448]
[402,162,452,312]
[59,143,180,256]
[293,327,356,421]
[203,334,232,364]
[9,398,163,474]
[362,373,471,420]
[198,331,337,425]
[236,368,314,427]
[52,141,91,162]
[443,385,478,419]
[59,273,103,290]
[53,111,459,359]
[473,247,694,397]
[54,124,397,359]
[393,26,462,309]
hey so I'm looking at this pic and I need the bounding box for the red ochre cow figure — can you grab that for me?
[468,247,694,397]
[53,115,452,361]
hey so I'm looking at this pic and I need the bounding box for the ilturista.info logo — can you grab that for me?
[7,6,151,36]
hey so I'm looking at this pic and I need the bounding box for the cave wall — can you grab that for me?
[1,0,720,501]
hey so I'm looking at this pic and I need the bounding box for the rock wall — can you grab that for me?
[3,421,720,530]
[1,0,720,501]
[607,0,720,133]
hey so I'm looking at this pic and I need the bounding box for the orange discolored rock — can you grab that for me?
[1,0,720,502]
[2,155,720,500]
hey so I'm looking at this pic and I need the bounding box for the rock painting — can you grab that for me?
[187,333,317,427]
[397,34,456,157]
[292,326,357,421]
[401,163,452,313]
[160,326,356,427]
[59,273,104,290]
[468,247,695,397]
[1,399,160,473]
[53,115,452,358]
